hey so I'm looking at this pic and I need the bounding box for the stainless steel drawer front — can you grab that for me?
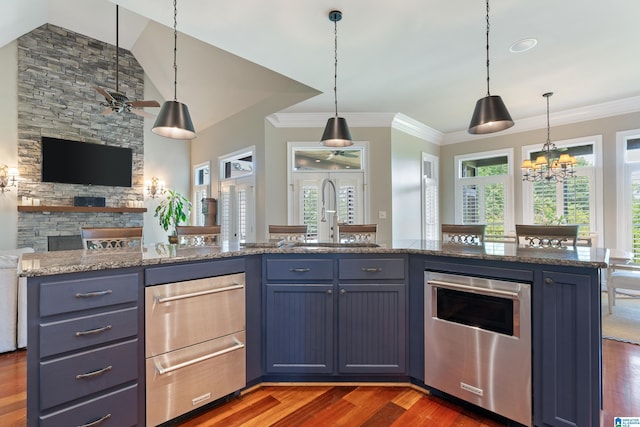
[145,273,245,357]
[146,331,246,427]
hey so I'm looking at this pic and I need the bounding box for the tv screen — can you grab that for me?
[41,137,133,187]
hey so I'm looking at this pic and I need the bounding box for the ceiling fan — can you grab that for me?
[95,5,159,118]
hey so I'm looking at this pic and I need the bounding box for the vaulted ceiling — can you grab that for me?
[3,0,640,143]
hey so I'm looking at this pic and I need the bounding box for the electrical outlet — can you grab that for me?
[378,210,387,219]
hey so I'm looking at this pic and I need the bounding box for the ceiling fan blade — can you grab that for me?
[101,107,113,116]
[95,86,114,102]
[129,100,160,108]
[131,109,156,119]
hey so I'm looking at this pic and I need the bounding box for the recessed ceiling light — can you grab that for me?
[509,38,538,53]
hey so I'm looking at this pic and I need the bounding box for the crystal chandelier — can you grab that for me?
[521,92,576,183]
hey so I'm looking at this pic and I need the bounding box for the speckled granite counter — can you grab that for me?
[19,240,609,277]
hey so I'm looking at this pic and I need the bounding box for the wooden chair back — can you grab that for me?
[268,225,308,242]
[176,225,221,246]
[338,224,377,243]
[515,224,579,248]
[441,224,486,244]
[80,227,143,250]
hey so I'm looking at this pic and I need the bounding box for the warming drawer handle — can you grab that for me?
[156,284,244,303]
[75,325,113,336]
[155,341,245,375]
[76,365,113,380]
[361,267,382,272]
[75,290,113,298]
[289,267,311,272]
[427,279,520,299]
[77,413,112,427]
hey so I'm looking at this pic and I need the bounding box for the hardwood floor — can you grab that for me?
[0,340,637,426]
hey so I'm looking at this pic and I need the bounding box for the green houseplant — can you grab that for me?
[154,189,192,242]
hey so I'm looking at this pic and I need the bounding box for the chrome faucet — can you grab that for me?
[321,178,339,242]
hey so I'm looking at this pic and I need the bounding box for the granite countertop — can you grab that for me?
[18,240,610,277]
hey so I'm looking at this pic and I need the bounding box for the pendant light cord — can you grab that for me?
[485,0,491,97]
[332,17,339,117]
[172,0,178,102]
[115,5,119,92]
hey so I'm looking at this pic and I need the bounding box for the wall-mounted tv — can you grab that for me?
[41,137,133,187]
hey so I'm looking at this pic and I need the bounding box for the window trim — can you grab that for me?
[616,129,640,250]
[521,135,603,241]
[454,148,514,234]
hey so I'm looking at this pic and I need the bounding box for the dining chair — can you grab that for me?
[515,224,579,248]
[176,225,221,246]
[268,225,308,242]
[338,224,377,243]
[80,226,143,250]
[606,251,640,314]
[441,224,486,244]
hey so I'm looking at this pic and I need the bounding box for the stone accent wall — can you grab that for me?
[17,24,146,251]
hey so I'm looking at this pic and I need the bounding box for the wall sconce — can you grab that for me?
[0,165,18,193]
[145,177,165,198]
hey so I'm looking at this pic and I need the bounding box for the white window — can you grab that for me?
[422,152,439,241]
[617,129,640,258]
[522,135,603,242]
[288,142,368,242]
[219,148,255,243]
[454,149,514,237]
[192,162,210,226]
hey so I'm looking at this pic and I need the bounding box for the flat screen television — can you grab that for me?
[41,137,133,187]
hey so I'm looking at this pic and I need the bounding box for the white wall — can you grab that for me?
[0,41,18,250]
[142,75,191,245]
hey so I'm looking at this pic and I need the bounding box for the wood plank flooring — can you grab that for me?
[0,340,637,426]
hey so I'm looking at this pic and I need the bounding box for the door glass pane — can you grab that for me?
[294,149,363,171]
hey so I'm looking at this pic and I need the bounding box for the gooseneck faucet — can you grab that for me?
[321,178,339,242]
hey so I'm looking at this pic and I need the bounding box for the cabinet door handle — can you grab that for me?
[289,267,311,272]
[76,365,113,380]
[75,290,112,298]
[361,267,382,272]
[75,324,112,336]
[156,284,244,303]
[327,289,333,295]
[545,278,554,285]
[77,413,112,427]
[156,340,245,375]
[340,288,347,295]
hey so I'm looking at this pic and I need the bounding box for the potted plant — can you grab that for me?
[154,189,192,243]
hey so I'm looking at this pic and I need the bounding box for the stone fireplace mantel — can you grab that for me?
[18,205,147,213]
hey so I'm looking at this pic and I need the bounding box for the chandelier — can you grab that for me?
[521,92,576,183]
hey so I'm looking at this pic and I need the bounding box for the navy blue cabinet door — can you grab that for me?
[537,269,600,427]
[264,284,334,373]
[338,283,407,374]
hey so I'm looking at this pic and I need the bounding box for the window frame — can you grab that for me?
[616,129,640,252]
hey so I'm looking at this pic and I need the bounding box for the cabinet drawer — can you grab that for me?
[39,384,137,427]
[339,258,405,280]
[40,339,138,410]
[145,273,245,357]
[40,273,139,317]
[40,307,138,358]
[266,259,334,281]
[146,331,246,427]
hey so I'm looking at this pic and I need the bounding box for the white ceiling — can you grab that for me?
[3,0,640,142]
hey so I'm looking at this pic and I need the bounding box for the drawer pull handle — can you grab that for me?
[361,267,382,272]
[77,413,112,427]
[76,365,113,380]
[289,267,311,272]
[75,290,113,298]
[75,325,112,336]
[157,284,244,303]
[156,340,245,375]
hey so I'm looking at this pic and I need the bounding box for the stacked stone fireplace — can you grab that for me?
[17,24,146,251]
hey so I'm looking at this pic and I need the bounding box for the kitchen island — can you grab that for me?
[20,241,608,427]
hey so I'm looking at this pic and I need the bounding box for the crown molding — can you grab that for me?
[442,95,640,145]
[267,112,442,143]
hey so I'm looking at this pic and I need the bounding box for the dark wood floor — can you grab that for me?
[0,339,637,426]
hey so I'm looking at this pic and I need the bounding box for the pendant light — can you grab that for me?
[152,0,196,140]
[321,10,353,147]
[468,0,514,135]
[521,92,577,183]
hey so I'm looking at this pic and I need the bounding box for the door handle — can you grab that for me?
[156,284,244,303]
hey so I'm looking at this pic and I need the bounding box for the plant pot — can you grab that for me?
[168,235,178,244]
